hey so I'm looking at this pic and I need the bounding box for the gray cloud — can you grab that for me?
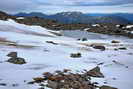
[73,0,133,6]
[0,0,38,13]
[0,0,133,14]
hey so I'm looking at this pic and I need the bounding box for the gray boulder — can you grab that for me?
[86,66,104,78]
[7,52,17,58]
[6,52,26,64]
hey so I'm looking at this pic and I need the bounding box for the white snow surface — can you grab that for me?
[126,25,133,28]
[0,19,133,89]
[16,17,25,20]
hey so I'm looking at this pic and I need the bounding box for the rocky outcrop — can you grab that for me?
[28,67,117,89]
[0,11,16,20]
[86,66,104,78]
[6,52,26,64]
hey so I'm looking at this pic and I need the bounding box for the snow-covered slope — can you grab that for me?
[0,19,133,89]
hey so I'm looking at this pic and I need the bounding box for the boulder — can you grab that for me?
[118,47,127,50]
[111,40,120,43]
[7,57,26,64]
[7,52,17,58]
[33,77,45,83]
[86,66,104,78]
[92,45,106,51]
[70,53,81,58]
[6,52,26,64]
[82,38,87,41]
[0,83,7,86]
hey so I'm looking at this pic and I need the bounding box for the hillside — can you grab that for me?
[0,18,133,89]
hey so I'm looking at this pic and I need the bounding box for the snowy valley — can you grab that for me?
[0,19,133,89]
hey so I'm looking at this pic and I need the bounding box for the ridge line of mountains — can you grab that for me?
[0,11,133,38]
[13,11,133,24]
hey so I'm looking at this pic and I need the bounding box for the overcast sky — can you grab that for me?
[0,0,133,14]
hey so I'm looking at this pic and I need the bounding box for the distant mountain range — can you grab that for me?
[1,11,133,38]
[88,13,133,23]
[13,12,133,24]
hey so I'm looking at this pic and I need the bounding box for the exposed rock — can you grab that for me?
[43,72,53,79]
[100,85,118,89]
[47,80,58,89]
[111,40,120,43]
[6,52,26,64]
[33,77,45,83]
[0,83,7,86]
[92,45,106,51]
[7,52,17,58]
[46,41,58,45]
[86,66,104,78]
[28,67,119,89]
[82,38,87,41]
[63,69,71,73]
[70,53,82,58]
[38,87,44,89]
[7,57,26,64]
[118,47,127,50]
[30,69,97,89]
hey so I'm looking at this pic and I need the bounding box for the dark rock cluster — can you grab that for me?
[6,52,26,64]
[28,66,117,89]
[70,53,82,58]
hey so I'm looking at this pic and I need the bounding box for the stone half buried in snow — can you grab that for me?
[6,52,26,64]
[111,40,120,43]
[7,57,26,64]
[7,52,17,58]
[92,45,106,51]
[70,52,82,58]
[86,66,104,78]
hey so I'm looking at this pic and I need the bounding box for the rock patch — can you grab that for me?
[91,45,106,51]
[85,66,104,78]
[6,52,26,64]
[28,67,117,89]
[0,83,7,86]
[70,52,82,58]
[111,40,120,43]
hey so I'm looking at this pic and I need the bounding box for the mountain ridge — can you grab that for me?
[13,11,132,24]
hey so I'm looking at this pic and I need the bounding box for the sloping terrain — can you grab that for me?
[0,19,133,89]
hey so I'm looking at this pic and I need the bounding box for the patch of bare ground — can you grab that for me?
[28,67,117,89]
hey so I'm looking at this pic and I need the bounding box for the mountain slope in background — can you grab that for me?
[14,12,131,24]
[88,13,133,23]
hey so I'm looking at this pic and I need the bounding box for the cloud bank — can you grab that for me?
[0,0,133,14]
